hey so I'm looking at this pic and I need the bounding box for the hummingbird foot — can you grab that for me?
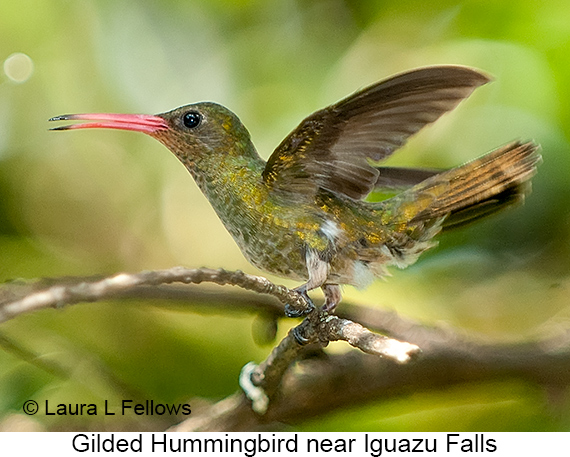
[291,316,318,346]
[284,288,315,318]
[292,326,310,346]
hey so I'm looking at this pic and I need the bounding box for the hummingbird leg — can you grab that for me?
[322,284,342,313]
[284,249,328,318]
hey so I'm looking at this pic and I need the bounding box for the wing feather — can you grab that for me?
[263,66,490,200]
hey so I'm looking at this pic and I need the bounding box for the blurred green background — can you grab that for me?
[1,0,569,431]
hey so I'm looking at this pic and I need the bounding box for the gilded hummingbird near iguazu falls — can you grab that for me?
[50,66,540,317]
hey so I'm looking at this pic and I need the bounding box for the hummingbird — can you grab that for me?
[50,66,540,317]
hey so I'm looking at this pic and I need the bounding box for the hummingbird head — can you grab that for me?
[153,102,255,162]
[49,102,256,164]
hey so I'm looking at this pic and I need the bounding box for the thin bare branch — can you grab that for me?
[0,267,307,324]
[325,317,421,361]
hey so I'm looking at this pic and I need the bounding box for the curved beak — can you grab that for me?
[49,113,169,134]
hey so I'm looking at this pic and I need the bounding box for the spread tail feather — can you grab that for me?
[383,141,541,229]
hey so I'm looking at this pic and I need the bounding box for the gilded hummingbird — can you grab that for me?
[50,66,540,317]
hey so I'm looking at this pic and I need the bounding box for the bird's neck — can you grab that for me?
[195,152,267,206]
[177,143,270,235]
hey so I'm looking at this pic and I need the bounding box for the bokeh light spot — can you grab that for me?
[3,52,34,83]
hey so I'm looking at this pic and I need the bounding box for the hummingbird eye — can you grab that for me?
[182,111,202,129]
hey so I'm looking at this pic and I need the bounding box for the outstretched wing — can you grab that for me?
[262,66,490,200]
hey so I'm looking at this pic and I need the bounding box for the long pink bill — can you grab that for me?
[48,113,169,134]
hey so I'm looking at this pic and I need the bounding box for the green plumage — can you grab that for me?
[51,66,541,314]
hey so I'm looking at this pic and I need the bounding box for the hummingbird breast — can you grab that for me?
[196,165,317,281]
[194,159,436,288]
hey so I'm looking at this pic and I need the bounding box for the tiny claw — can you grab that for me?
[292,326,310,345]
[284,293,315,318]
[284,303,307,318]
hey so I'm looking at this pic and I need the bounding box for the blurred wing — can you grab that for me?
[263,66,490,200]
